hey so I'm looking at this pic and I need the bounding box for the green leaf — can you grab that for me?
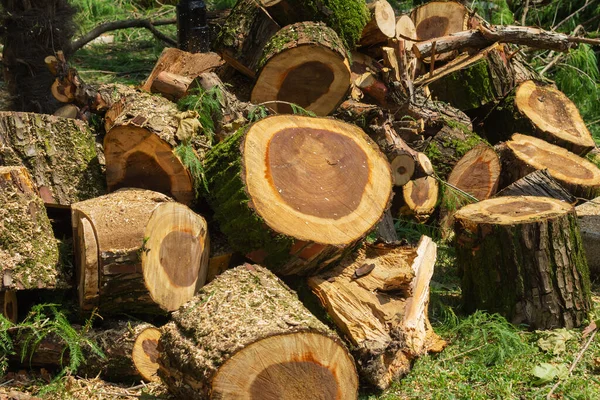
[536,329,576,355]
[531,363,560,385]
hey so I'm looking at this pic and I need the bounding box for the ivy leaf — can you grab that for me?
[536,328,575,355]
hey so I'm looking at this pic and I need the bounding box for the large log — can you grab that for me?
[158,264,359,399]
[483,80,595,155]
[103,90,209,206]
[0,166,65,291]
[71,189,209,316]
[309,237,446,389]
[455,196,591,329]
[0,112,105,205]
[204,115,392,276]
[251,22,351,116]
[359,0,396,48]
[497,134,600,199]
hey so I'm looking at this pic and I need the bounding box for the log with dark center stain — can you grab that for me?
[509,142,594,179]
[410,178,431,205]
[526,88,580,138]
[416,16,449,39]
[249,361,338,400]
[159,231,201,287]
[266,128,369,219]
[277,61,334,113]
[454,156,492,200]
[142,338,159,363]
[487,200,553,217]
[114,152,173,194]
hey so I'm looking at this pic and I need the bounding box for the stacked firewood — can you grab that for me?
[0,0,598,397]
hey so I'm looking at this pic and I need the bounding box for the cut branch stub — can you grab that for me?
[251,22,351,116]
[158,265,358,399]
[499,133,600,199]
[447,144,500,201]
[204,115,392,275]
[455,196,591,329]
[72,189,209,315]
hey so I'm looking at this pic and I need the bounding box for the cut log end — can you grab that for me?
[132,327,162,382]
[402,176,439,220]
[448,144,500,201]
[411,1,469,40]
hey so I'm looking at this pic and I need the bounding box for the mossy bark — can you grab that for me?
[456,208,591,329]
[0,166,65,291]
[158,264,357,399]
[0,112,105,205]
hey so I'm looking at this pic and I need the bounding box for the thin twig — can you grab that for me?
[552,0,597,31]
[546,329,597,399]
[541,25,583,75]
[439,344,487,363]
[0,379,14,387]
[521,0,531,26]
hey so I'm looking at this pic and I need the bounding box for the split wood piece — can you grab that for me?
[158,264,359,399]
[9,321,161,383]
[350,52,383,82]
[382,47,401,82]
[309,237,446,390]
[576,197,600,276]
[203,115,392,276]
[497,134,600,199]
[455,196,592,329]
[400,176,440,222]
[0,166,64,291]
[412,24,598,60]
[495,169,576,204]
[0,112,105,205]
[483,80,595,155]
[0,291,18,323]
[355,72,389,107]
[212,0,280,78]
[359,0,396,48]
[447,144,501,201]
[251,22,351,116]
[103,90,209,205]
[71,189,209,315]
[140,48,224,92]
[150,72,193,102]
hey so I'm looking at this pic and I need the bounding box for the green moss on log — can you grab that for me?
[303,0,369,49]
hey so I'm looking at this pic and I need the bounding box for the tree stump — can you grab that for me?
[158,264,359,399]
[483,80,595,155]
[359,0,396,48]
[251,22,351,116]
[309,236,446,389]
[71,189,209,316]
[103,90,209,205]
[455,196,591,329]
[0,166,65,291]
[0,112,105,205]
[0,291,18,323]
[495,169,575,204]
[497,133,600,199]
[204,115,392,276]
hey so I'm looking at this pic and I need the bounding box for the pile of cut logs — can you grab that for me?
[0,0,598,397]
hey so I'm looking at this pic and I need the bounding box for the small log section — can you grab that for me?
[71,189,209,316]
[359,0,396,47]
[103,90,209,205]
[204,115,392,276]
[251,22,351,116]
[400,176,440,222]
[0,166,64,291]
[141,48,224,93]
[484,80,595,155]
[455,196,591,329]
[497,133,600,199]
[309,236,446,390]
[447,144,501,201]
[0,112,105,205]
[158,264,359,400]
[0,291,18,323]
[495,169,576,204]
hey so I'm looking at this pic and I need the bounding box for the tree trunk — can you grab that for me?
[359,0,396,48]
[308,236,446,390]
[103,90,209,206]
[0,112,105,205]
[0,290,18,323]
[455,196,592,329]
[71,189,209,316]
[497,133,600,199]
[158,264,359,400]
[203,115,392,276]
[251,22,351,116]
[0,166,65,291]
[576,198,600,277]
[495,169,576,204]
[482,80,595,155]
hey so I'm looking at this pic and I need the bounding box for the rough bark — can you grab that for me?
[71,189,209,316]
[495,169,576,204]
[576,197,600,277]
[455,196,592,329]
[0,112,105,205]
[203,115,392,276]
[497,134,600,199]
[251,22,351,116]
[158,264,359,400]
[309,237,446,390]
[0,166,65,291]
